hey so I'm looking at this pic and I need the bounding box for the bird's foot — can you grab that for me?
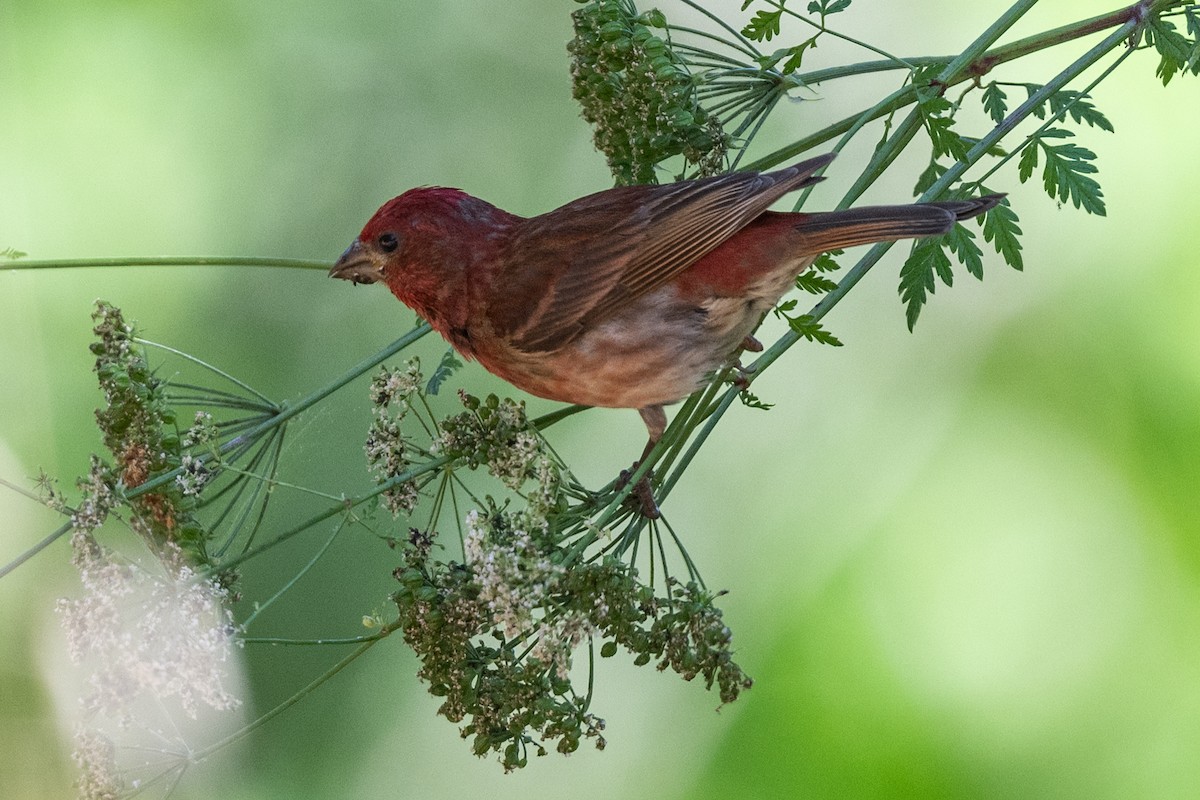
[729,335,762,390]
[616,465,661,519]
[730,362,755,391]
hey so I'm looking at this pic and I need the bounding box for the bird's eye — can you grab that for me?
[378,232,399,253]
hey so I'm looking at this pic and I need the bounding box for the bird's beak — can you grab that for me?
[329,240,384,285]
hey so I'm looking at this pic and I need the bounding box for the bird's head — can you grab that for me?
[329,187,477,286]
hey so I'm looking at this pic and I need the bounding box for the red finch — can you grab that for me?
[331,153,1000,510]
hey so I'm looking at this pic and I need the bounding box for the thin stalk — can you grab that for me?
[4,256,329,271]
[0,521,71,579]
[190,618,400,762]
[133,323,432,499]
[139,338,277,406]
[241,512,350,628]
[676,0,762,58]
[212,454,450,574]
[241,634,386,646]
[742,0,1159,172]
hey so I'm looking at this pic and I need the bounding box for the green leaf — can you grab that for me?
[787,314,843,346]
[1038,135,1106,215]
[945,223,984,280]
[1,247,27,260]
[1049,90,1114,132]
[981,82,1007,124]
[426,348,464,395]
[780,38,819,74]
[917,92,967,161]
[811,250,842,273]
[742,9,783,42]
[738,389,774,411]
[899,238,952,331]
[795,270,839,294]
[979,191,1024,272]
[1145,14,1194,85]
[913,159,948,195]
[1017,141,1039,183]
[807,0,851,15]
[924,113,968,161]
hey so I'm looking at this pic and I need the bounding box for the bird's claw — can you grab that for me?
[617,466,661,519]
[740,335,764,353]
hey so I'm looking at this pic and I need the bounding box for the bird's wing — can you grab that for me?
[486,153,835,353]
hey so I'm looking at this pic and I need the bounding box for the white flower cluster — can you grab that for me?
[464,510,592,681]
[71,457,116,534]
[57,535,242,725]
[70,727,121,800]
[366,361,425,517]
[174,455,211,497]
[435,393,561,514]
[180,411,217,449]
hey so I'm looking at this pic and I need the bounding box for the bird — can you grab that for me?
[331,152,1001,514]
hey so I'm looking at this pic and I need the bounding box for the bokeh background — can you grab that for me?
[3,1,1199,798]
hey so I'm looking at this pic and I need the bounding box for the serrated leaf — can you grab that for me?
[1049,90,1114,132]
[781,38,818,74]
[1017,142,1039,183]
[1022,83,1045,117]
[1040,139,1106,215]
[738,389,774,411]
[808,0,851,15]
[911,63,949,103]
[914,159,948,195]
[945,223,984,280]
[979,190,1024,272]
[811,250,842,273]
[795,270,839,294]
[426,347,464,395]
[923,113,968,161]
[1146,15,1193,85]
[981,82,1007,124]
[742,9,783,42]
[787,314,843,346]
[899,238,952,331]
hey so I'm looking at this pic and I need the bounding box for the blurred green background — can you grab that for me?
[3,2,1200,798]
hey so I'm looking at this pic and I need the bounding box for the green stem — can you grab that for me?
[213,454,450,574]
[133,323,433,498]
[191,618,401,762]
[0,521,71,579]
[241,634,387,646]
[742,0,1163,172]
[3,256,330,271]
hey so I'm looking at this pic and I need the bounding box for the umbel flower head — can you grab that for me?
[569,0,728,183]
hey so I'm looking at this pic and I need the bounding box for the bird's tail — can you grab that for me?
[794,194,1004,253]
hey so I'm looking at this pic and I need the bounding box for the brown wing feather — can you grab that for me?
[488,153,836,353]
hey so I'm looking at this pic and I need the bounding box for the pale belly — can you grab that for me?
[474,276,797,410]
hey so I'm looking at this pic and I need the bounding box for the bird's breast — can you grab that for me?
[469,283,775,410]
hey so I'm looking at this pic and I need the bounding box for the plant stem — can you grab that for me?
[3,256,330,271]
[190,617,401,762]
[742,0,1166,172]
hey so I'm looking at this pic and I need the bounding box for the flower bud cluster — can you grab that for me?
[569,0,728,183]
[436,391,561,515]
[365,360,426,516]
[89,302,209,560]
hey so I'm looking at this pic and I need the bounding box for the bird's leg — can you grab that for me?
[617,406,666,519]
[730,335,764,390]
